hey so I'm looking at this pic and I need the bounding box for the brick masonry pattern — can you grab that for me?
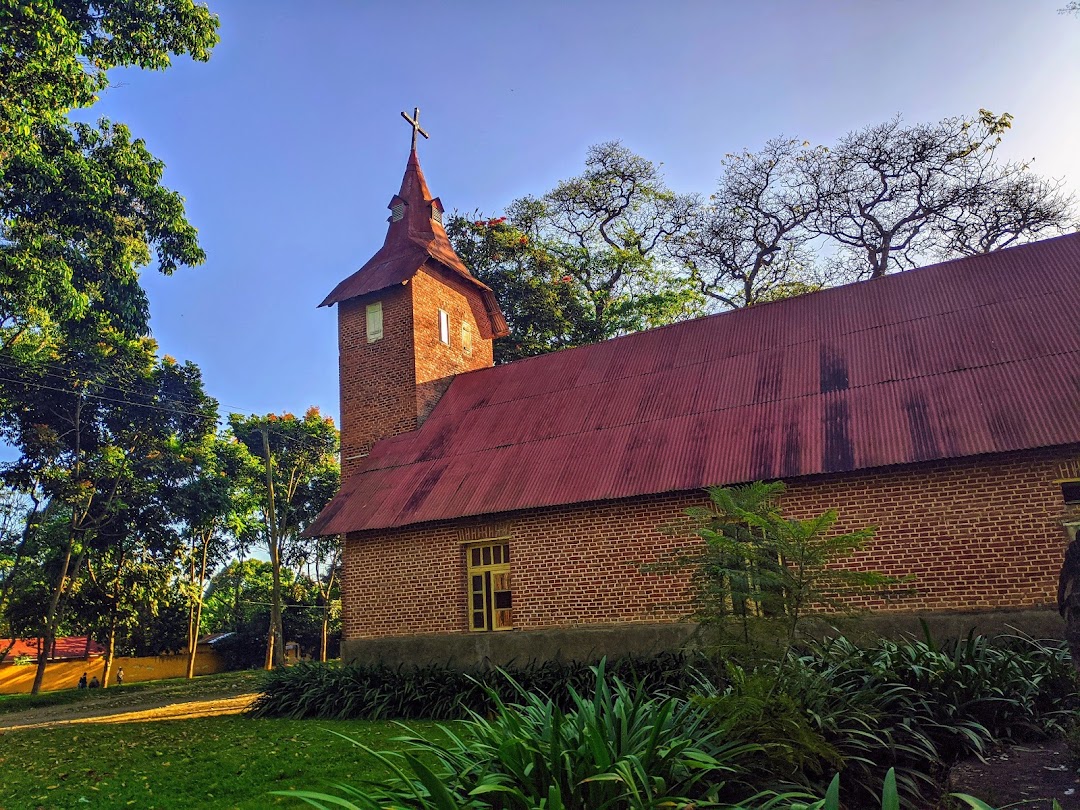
[338,265,492,479]
[341,446,1080,639]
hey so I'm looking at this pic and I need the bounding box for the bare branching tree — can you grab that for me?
[806,110,1017,278]
[933,169,1077,256]
[675,139,822,308]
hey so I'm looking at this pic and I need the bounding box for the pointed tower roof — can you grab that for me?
[319,141,508,338]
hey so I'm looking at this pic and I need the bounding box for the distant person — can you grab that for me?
[115,667,124,687]
[1059,537,1080,672]
[77,673,87,689]
[88,676,100,689]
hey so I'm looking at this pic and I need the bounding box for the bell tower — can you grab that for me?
[319,109,508,478]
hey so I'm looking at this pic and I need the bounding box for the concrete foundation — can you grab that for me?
[341,608,1064,669]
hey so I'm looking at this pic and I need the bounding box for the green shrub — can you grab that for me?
[777,630,1078,806]
[264,634,1077,808]
[249,651,697,721]
[277,665,794,810]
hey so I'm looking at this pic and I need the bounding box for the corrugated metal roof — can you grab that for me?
[308,233,1080,536]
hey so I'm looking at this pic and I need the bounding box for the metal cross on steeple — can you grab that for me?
[400,107,430,151]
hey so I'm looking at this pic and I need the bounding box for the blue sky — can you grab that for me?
[75,0,1080,425]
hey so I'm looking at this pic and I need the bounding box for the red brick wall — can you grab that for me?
[411,265,494,425]
[341,447,1078,640]
[338,285,417,480]
[337,266,495,477]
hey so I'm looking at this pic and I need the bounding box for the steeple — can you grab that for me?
[382,146,453,262]
[318,111,507,339]
[322,109,508,479]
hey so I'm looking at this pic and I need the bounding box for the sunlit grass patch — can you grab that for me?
[0,713,433,809]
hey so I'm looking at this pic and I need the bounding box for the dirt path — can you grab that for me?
[0,673,263,731]
[0,692,258,731]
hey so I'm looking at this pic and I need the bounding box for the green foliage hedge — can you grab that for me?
[262,634,1079,808]
[740,632,1078,806]
[248,651,695,721]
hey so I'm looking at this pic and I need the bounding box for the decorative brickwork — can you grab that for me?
[341,447,1078,640]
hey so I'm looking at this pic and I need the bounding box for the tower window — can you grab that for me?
[366,301,383,343]
[431,205,443,225]
[1064,481,1080,505]
[461,321,473,355]
[438,309,450,345]
[391,203,404,222]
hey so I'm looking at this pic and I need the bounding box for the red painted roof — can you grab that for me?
[320,148,508,338]
[308,233,1080,536]
[0,636,105,662]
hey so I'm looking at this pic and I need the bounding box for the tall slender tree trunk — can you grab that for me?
[32,530,77,695]
[101,555,123,688]
[317,546,339,663]
[32,393,85,695]
[261,430,285,669]
[186,532,210,679]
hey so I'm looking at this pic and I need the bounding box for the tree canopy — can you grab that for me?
[451,112,1075,363]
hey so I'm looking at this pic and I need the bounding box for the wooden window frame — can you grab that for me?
[466,540,512,632]
[461,320,473,355]
[366,301,383,343]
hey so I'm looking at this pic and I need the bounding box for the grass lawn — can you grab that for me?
[0,714,443,809]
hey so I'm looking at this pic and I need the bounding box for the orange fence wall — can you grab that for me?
[0,650,225,695]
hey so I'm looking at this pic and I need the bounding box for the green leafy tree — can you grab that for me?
[0,328,217,691]
[0,3,219,685]
[1,1,219,355]
[79,356,218,685]
[450,143,706,362]
[203,559,338,666]
[447,214,593,363]
[660,481,901,648]
[170,432,258,676]
[228,408,339,669]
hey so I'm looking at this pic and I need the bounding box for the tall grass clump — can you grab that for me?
[276,664,800,810]
[699,629,1079,807]
[249,651,697,720]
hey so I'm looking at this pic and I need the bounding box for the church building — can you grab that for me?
[308,118,1080,666]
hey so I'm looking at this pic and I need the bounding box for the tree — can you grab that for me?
[447,214,595,363]
[675,139,822,308]
[0,327,217,691]
[450,143,705,362]
[933,171,1076,256]
[805,110,1074,278]
[657,481,900,648]
[1,2,219,354]
[296,532,342,662]
[172,433,257,677]
[0,0,219,691]
[229,409,338,669]
[202,559,338,667]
